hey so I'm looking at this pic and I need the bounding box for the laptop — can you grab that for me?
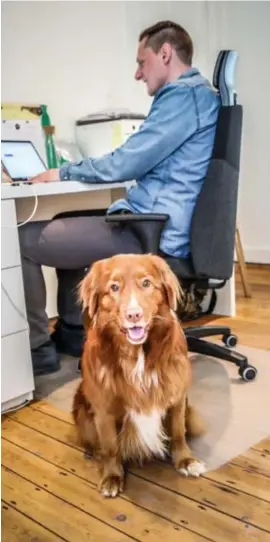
[1,140,47,182]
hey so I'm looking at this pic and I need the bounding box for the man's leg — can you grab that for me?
[53,209,108,357]
[19,215,142,375]
[51,268,87,358]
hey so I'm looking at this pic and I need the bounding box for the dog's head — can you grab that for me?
[79,254,182,345]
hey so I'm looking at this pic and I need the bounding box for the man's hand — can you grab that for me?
[30,168,60,183]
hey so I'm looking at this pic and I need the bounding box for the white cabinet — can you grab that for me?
[1,267,29,336]
[1,331,34,406]
[1,199,21,268]
[1,197,34,413]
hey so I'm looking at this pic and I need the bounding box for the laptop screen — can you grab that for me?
[1,140,47,180]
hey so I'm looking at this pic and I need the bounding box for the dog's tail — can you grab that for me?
[185,399,206,438]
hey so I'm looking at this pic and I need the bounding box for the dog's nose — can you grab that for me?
[125,307,143,324]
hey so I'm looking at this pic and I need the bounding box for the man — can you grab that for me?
[20,20,220,376]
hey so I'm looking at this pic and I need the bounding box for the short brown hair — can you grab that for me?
[139,20,193,66]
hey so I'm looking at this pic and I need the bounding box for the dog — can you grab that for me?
[72,253,206,498]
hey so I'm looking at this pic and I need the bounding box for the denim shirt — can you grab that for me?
[60,68,220,258]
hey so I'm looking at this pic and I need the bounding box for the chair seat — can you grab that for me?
[162,255,198,280]
[164,256,224,289]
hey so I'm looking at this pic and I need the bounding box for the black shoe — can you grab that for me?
[51,319,85,358]
[32,340,60,376]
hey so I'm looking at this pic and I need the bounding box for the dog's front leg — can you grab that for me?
[168,396,205,477]
[94,412,124,498]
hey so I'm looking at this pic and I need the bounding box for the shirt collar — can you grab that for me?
[179,67,200,79]
[154,67,200,99]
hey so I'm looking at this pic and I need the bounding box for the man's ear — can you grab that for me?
[160,42,173,65]
[78,260,104,319]
[150,255,182,311]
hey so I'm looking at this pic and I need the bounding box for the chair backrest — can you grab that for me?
[190,50,243,280]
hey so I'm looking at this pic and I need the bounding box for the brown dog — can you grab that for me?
[72,254,205,497]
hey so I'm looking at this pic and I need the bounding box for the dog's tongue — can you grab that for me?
[127,326,145,341]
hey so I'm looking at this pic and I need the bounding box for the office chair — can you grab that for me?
[105,50,257,382]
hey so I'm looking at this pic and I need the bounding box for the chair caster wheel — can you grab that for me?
[222,333,238,348]
[238,365,257,381]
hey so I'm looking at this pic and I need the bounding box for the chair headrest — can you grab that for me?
[212,49,239,106]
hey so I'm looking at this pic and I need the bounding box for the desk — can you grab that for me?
[2,180,133,220]
[1,180,235,413]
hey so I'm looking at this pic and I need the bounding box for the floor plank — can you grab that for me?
[252,439,270,455]
[2,467,136,542]
[203,464,270,502]
[230,447,270,478]
[1,501,67,542]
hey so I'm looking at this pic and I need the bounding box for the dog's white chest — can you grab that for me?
[129,409,167,458]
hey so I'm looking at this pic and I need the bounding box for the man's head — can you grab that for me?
[135,20,193,96]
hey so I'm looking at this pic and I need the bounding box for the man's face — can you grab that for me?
[135,38,169,96]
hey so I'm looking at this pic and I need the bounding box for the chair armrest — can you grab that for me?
[105,213,169,253]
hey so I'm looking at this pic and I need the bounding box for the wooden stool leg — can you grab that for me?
[235,228,252,298]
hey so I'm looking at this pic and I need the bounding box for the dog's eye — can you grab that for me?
[142,279,151,288]
[110,283,119,292]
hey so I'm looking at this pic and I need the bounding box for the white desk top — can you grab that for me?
[1,180,134,200]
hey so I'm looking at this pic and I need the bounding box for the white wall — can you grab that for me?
[2,1,270,263]
[223,2,270,264]
[1,1,129,138]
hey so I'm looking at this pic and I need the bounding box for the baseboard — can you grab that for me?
[240,248,270,265]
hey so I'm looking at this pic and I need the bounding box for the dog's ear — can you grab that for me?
[150,255,183,311]
[78,260,105,319]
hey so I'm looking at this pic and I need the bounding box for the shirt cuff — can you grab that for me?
[59,163,71,181]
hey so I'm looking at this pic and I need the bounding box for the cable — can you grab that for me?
[1,283,30,332]
[2,183,39,227]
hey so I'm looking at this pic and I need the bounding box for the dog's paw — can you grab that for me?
[177,458,206,477]
[100,475,124,498]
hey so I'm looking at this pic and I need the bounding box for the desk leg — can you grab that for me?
[212,273,236,317]
[43,266,58,319]
[201,272,236,317]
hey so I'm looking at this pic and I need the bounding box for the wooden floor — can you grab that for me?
[2,404,270,542]
[2,263,270,542]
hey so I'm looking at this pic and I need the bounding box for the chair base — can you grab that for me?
[185,325,257,382]
[184,325,238,347]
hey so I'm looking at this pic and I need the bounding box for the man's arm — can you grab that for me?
[59,84,197,183]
